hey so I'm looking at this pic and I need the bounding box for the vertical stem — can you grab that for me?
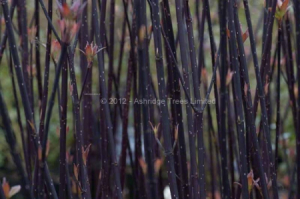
[79,0,91,148]
[227,96,236,197]
[108,0,115,99]
[35,0,43,103]
[275,25,281,174]
[59,53,68,199]
[79,67,91,102]
[219,0,231,197]
[208,124,215,199]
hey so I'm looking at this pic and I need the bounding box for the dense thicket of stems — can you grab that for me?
[0,0,298,198]
[1,3,58,198]
[183,2,206,198]
[282,15,298,199]
[174,0,199,197]
[161,1,189,197]
[242,0,279,196]
[227,0,249,197]
[0,91,33,198]
[135,0,158,198]
[8,53,30,182]
[68,44,92,199]
[119,0,137,190]
[91,0,122,198]
[232,1,270,198]
[149,0,179,198]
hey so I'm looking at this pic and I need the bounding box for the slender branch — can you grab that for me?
[275,24,281,174]
[59,47,68,199]
[79,65,91,102]
[38,0,61,43]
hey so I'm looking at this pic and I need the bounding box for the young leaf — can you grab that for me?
[73,164,79,181]
[8,185,21,198]
[149,122,160,139]
[82,144,91,166]
[226,69,234,86]
[154,158,163,175]
[275,0,289,20]
[138,158,147,174]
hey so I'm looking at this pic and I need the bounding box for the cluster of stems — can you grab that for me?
[0,0,299,198]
